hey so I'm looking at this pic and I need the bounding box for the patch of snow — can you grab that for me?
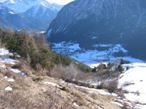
[41,1,47,7]
[52,42,81,54]
[0,48,16,65]
[0,64,6,69]
[112,44,126,53]
[93,44,112,47]
[73,102,79,108]
[10,68,26,76]
[4,76,8,79]
[121,57,143,63]
[40,31,46,34]
[92,36,97,39]
[10,68,21,73]
[5,86,12,91]
[9,11,15,14]
[7,78,15,82]
[60,79,117,96]
[43,81,63,89]
[135,104,146,109]
[111,101,123,107]
[0,48,9,55]
[90,62,107,68]
[0,56,16,65]
[118,63,146,108]
[0,48,26,76]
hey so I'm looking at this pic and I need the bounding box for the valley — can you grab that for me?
[51,41,143,65]
[0,0,146,109]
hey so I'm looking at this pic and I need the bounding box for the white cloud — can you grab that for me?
[10,0,15,3]
[0,0,7,3]
[46,0,74,5]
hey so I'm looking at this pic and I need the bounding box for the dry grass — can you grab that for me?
[0,74,122,109]
[0,61,122,109]
[49,64,87,81]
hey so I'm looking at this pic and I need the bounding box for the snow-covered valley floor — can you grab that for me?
[51,41,143,65]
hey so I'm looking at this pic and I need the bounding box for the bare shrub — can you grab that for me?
[97,63,106,70]
[106,80,118,93]
[121,102,132,109]
[122,81,135,87]
[31,76,43,82]
[50,63,86,81]
[96,83,106,89]
[49,64,67,79]
[17,59,35,76]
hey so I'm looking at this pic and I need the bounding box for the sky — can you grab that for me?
[46,0,74,5]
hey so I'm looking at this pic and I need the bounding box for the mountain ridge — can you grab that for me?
[0,0,63,31]
[47,0,146,61]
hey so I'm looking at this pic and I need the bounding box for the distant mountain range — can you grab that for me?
[47,0,146,61]
[0,0,62,31]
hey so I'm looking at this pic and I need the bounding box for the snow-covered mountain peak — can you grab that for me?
[1,0,62,13]
[0,0,62,31]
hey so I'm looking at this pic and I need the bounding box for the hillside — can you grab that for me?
[1,28,146,108]
[0,47,123,109]
[1,42,146,109]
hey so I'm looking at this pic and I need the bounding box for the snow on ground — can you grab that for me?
[51,42,142,65]
[93,44,112,47]
[118,63,146,109]
[0,48,17,65]
[111,101,124,107]
[73,102,79,108]
[5,86,13,91]
[60,79,117,96]
[10,68,26,76]
[0,48,10,56]
[43,81,63,89]
[9,11,15,14]
[7,78,15,82]
[52,41,81,54]
[0,48,26,76]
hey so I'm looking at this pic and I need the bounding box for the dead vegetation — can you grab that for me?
[0,68,122,109]
[48,62,121,94]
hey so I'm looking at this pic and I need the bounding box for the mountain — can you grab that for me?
[0,6,40,30]
[47,0,146,61]
[0,0,62,31]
